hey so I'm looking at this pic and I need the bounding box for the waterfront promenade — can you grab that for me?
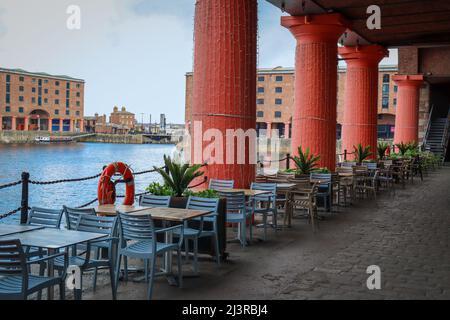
[80,166,450,300]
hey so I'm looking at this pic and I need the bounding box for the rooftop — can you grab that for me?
[0,67,85,83]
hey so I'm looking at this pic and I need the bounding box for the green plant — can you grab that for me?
[313,167,330,174]
[396,142,410,156]
[353,144,372,164]
[154,155,204,197]
[291,146,321,175]
[184,189,219,198]
[145,182,175,196]
[377,142,390,160]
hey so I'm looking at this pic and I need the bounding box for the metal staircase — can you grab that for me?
[424,107,450,163]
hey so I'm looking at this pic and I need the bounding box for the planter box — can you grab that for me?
[168,196,228,261]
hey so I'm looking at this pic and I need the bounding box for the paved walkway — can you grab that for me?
[86,166,450,300]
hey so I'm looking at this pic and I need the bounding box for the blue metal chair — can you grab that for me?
[53,214,118,300]
[250,183,278,241]
[342,161,357,168]
[0,239,68,300]
[139,194,171,207]
[27,207,64,228]
[209,179,234,191]
[310,173,332,212]
[115,212,183,300]
[63,206,96,230]
[363,162,378,171]
[173,197,220,273]
[218,191,252,247]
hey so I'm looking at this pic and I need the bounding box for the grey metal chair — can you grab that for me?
[208,179,234,190]
[173,197,220,273]
[310,173,332,212]
[53,215,118,300]
[27,207,64,228]
[250,183,278,241]
[115,212,183,300]
[0,239,68,300]
[63,206,96,230]
[139,194,171,207]
[218,191,252,247]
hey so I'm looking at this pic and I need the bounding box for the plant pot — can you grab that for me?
[169,196,188,208]
[294,173,309,179]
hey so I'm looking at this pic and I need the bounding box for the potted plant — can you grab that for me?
[395,142,410,157]
[145,182,175,196]
[291,146,321,178]
[154,155,204,208]
[353,144,372,165]
[377,142,390,160]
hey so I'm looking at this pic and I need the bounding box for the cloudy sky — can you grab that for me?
[0,0,397,123]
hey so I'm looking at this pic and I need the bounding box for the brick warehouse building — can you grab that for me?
[0,67,84,133]
[185,65,404,141]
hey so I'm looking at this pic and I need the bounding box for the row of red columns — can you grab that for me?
[191,1,425,187]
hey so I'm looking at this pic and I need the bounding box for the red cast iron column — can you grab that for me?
[282,14,348,170]
[393,75,424,144]
[191,0,257,188]
[339,45,388,160]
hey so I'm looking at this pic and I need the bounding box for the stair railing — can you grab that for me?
[440,106,450,163]
[423,104,434,150]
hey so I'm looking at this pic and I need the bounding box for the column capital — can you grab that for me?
[281,13,350,43]
[339,45,388,67]
[393,74,424,87]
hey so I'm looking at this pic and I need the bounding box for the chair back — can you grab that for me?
[310,173,331,183]
[27,207,63,228]
[139,195,171,208]
[353,166,369,176]
[75,214,117,236]
[266,177,289,183]
[0,240,28,295]
[208,179,234,191]
[363,162,378,170]
[255,175,267,183]
[186,196,220,213]
[277,172,295,179]
[250,182,277,202]
[117,212,156,243]
[217,191,246,212]
[63,206,96,230]
[342,161,356,168]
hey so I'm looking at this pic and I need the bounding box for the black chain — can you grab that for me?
[258,156,290,164]
[0,207,22,220]
[30,173,102,185]
[76,198,98,209]
[0,180,22,190]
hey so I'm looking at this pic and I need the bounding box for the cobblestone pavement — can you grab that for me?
[85,166,450,300]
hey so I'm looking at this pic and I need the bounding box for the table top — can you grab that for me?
[217,189,271,197]
[276,183,297,190]
[0,224,44,237]
[95,206,213,222]
[93,204,149,215]
[0,228,107,249]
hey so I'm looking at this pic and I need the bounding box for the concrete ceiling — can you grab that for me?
[267,0,450,47]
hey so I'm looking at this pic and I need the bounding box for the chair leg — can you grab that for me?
[92,247,100,291]
[145,259,149,282]
[123,256,128,281]
[74,275,83,300]
[214,233,221,266]
[59,281,65,300]
[249,215,253,242]
[241,220,247,247]
[147,257,156,300]
[263,214,267,241]
[193,238,199,274]
[115,254,122,289]
[177,249,183,288]
[109,264,117,300]
[185,239,190,263]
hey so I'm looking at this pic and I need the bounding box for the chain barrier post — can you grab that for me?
[344,149,347,161]
[286,154,290,170]
[20,172,30,224]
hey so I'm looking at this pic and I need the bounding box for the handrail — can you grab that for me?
[440,106,450,162]
[423,104,434,148]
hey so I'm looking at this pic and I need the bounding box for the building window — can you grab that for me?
[76,83,80,88]
[44,79,48,84]
[19,76,24,82]
[55,110,59,115]
[257,87,264,93]
[6,94,10,104]
[44,98,48,104]
[257,99,264,105]
[257,111,264,117]
[44,89,48,94]
[394,85,398,93]
[76,111,80,116]
[383,74,390,83]
[38,79,42,86]
[55,90,59,95]
[66,91,70,98]
[32,87,36,93]
[32,78,36,83]
[275,98,282,105]
[66,110,70,115]
[393,98,397,106]
[38,97,42,106]
[55,81,60,86]
[5,106,10,112]
[66,83,70,89]
[32,97,36,103]
[66,100,70,108]
[382,97,389,109]
[274,111,282,118]
[76,101,80,106]
[275,87,283,93]
[19,96,24,102]
[6,84,10,93]
[55,99,60,105]
[382,84,390,94]
[258,76,265,82]
[275,76,283,82]
[76,92,81,97]
[6,74,10,82]
[19,86,24,92]
[19,107,24,113]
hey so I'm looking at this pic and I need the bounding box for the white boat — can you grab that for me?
[35,136,51,143]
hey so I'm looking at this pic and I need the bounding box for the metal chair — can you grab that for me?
[0,239,67,300]
[289,182,319,232]
[63,206,96,230]
[27,207,64,228]
[172,197,220,273]
[250,183,278,241]
[218,191,251,247]
[115,212,183,300]
[310,173,332,212]
[139,195,171,207]
[208,179,234,191]
[53,215,118,300]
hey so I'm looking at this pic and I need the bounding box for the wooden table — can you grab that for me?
[0,224,44,237]
[276,184,297,227]
[0,228,107,300]
[217,189,271,197]
[93,205,213,285]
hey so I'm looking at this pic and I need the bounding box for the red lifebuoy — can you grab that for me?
[98,162,135,206]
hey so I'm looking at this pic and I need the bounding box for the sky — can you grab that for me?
[0,0,398,124]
